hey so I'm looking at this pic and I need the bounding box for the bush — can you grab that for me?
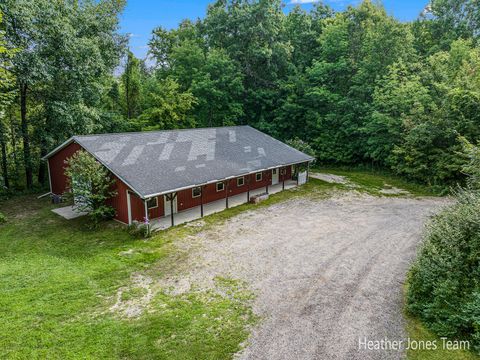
[64,150,117,228]
[0,212,6,224]
[127,220,151,239]
[406,189,480,350]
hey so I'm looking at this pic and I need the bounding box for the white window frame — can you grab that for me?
[216,182,225,192]
[256,172,262,182]
[147,197,158,209]
[237,177,245,187]
[192,187,201,198]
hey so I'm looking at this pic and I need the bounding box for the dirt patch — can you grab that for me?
[156,192,448,359]
[110,274,154,318]
[310,172,349,184]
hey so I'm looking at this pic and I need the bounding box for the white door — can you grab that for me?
[272,168,279,185]
[164,194,178,216]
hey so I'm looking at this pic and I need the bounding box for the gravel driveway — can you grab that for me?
[161,193,447,360]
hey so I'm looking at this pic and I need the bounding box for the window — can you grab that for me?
[216,182,225,192]
[192,187,201,198]
[147,197,158,209]
[273,169,277,174]
[281,168,286,175]
[256,172,262,182]
[237,177,245,187]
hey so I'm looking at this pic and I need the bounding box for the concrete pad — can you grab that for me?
[52,205,88,220]
[151,180,298,231]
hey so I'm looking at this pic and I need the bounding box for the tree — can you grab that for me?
[121,51,142,119]
[135,78,196,130]
[64,150,117,227]
[0,10,16,189]
[1,0,126,188]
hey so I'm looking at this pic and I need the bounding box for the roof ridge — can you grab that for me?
[74,125,250,139]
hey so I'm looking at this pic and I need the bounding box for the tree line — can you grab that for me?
[0,0,479,193]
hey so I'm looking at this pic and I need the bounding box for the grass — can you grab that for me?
[0,195,257,359]
[0,178,337,359]
[0,171,445,359]
[313,166,438,196]
[405,312,479,360]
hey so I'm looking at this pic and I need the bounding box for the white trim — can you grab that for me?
[47,159,53,194]
[42,137,75,160]
[127,190,132,225]
[216,182,225,192]
[237,176,245,187]
[192,187,201,198]
[255,172,262,182]
[146,197,158,209]
[144,200,149,221]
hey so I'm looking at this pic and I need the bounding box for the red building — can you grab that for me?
[44,126,313,226]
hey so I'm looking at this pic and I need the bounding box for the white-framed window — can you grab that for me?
[281,168,287,175]
[192,187,201,198]
[147,197,158,209]
[237,177,245,187]
[216,182,225,192]
[256,172,262,182]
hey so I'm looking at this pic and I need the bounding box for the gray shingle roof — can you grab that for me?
[65,126,313,198]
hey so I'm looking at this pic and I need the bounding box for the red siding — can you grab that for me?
[279,165,292,182]
[148,196,164,220]
[248,170,272,190]
[48,142,82,195]
[176,170,272,212]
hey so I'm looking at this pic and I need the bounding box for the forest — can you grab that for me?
[0,0,479,194]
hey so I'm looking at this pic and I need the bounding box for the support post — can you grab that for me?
[200,186,204,217]
[144,199,150,236]
[296,164,299,186]
[225,180,229,209]
[307,162,310,182]
[247,175,250,203]
[168,192,177,227]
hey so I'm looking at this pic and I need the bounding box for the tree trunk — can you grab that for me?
[0,130,9,189]
[10,115,19,185]
[20,83,33,188]
[38,143,47,186]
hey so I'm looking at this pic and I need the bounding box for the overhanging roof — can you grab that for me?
[45,126,314,199]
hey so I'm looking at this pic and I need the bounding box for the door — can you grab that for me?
[272,168,279,185]
[164,194,178,216]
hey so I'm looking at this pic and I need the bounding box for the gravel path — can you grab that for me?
[160,193,447,360]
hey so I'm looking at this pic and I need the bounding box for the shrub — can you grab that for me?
[406,189,480,350]
[64,150,117,228]
[0,212,6,224]
[127,220,151,238]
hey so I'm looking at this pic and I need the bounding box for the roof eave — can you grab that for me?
[142,158,314,199]
[41,137,76,160]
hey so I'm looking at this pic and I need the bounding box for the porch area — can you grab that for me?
[151,180,298,231]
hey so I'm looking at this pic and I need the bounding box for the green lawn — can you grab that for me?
[313,166,438,196]
[0,179,335,359]
[1,172,468,359]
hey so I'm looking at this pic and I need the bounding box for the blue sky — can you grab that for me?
[120,0,429,59]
